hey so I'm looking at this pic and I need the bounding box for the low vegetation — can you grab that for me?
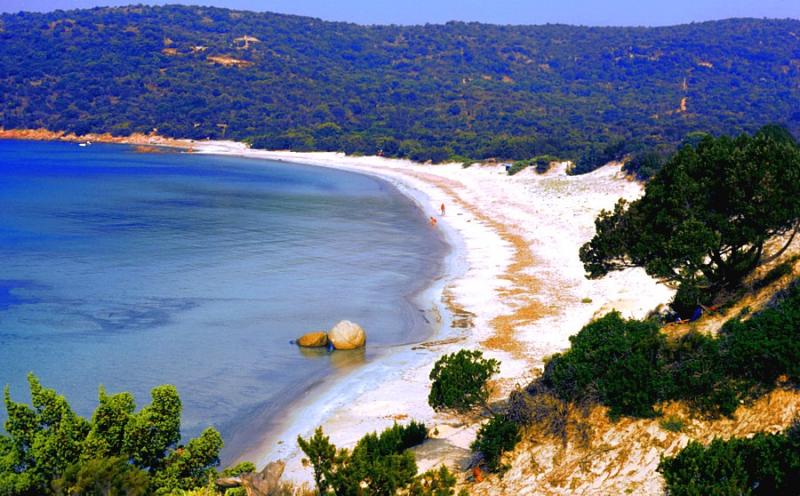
[536,282,800,419]
[428,350,499,414]
[659,421,800,495]
[470,415,520,472]
[506,155,560,176]
[297,422,466,495]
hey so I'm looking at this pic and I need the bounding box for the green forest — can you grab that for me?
[1,6,799,168]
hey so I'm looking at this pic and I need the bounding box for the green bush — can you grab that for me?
[722,283,800,386]
[507,155,560,176]
[659,415,686,433]
[298,421,429,495]
[534,280,800,423]
[406,466,465,496]
[665,331,742,417]
[543,312,667,417]
[471,415,521,472]
[428,350,500,413]
[52,457,150,496]
[658,422,800,495]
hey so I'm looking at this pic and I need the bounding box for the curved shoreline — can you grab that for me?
[3,131,676,489]
[188,143,496,478]
[186,142,675,485]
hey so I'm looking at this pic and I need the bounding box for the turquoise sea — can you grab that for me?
[0,140,446,460]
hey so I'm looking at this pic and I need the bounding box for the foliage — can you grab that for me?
[721,282,800,386]
[659,415,685,433]
[658,421,800,495]
[217,462,255,496]
[470,415,520,473]
[428,350,500,413]
[543,312,667,417]
[532,281,800,422]
[404,466,464,496]
[1,374,225,496]
[622,149,668,181]
[1,6,800,169]
[298,422,430,495]
[507,155,560,176]
[580,126,800,305]
[52,457,149,496]
[507,391,569,442]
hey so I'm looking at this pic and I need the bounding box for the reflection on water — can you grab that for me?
[296,346,367,370]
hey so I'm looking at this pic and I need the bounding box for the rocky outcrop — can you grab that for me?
[296,331,329,348]
[328,320,366,350]
[216,460,285,496]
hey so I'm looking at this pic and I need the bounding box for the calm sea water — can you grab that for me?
[0,140,445,460]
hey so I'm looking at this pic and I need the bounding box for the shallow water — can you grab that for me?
[0,140,446,459]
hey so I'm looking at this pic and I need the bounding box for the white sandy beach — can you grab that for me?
[188,141,675,485]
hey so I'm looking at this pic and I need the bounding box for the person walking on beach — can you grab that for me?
[440,203,446,216]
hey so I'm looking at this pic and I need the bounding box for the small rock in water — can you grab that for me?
[296,331,329,348]
[328,320,366,350]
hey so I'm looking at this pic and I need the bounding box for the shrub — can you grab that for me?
[665,331,745,417]
[543,312,667,417]
[507,155,560,176]
[52,457,150,496]
[722,283,800,385]
[528,280,800,423]
[659,415,686,433]
[428,350,500,413]
[405,466,464,496]
[659,422,800,495]
[298,421,429,495]
[622,150,666,181]
[506,389,536,426]
[753,259,796,291]
[471,415,521,472]
[507,390,569,442]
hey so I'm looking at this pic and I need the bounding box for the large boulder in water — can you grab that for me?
[296,331,329,348]
[328,320,366,350]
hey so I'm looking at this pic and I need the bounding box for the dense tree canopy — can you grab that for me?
[1,375,223,495]
[580,125,800,304]
[0,6,799,168]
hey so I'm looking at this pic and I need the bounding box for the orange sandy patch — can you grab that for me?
[401,168,548,360]
[207,55,253,67]
[0,128,192,149]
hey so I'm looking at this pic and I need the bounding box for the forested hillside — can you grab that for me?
[1,5,799,167]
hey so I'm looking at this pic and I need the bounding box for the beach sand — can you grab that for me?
[0,131,676,486]
[187,141,674,483]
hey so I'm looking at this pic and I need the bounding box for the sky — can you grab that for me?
[1,0,799,26]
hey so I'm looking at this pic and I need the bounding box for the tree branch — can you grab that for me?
[760,219,800,265]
